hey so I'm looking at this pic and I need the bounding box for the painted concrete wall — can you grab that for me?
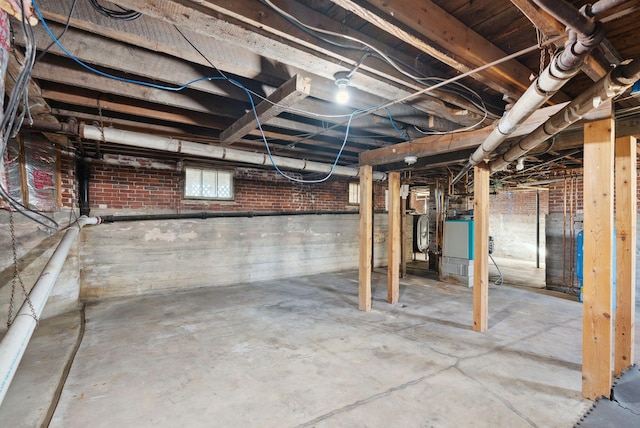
[79,212,390,300]
[489,213,545,262]
[0,211,81,332]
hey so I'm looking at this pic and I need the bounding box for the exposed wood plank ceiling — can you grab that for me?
[11,0,640,184]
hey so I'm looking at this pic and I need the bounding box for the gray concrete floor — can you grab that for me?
[3,267,639,427]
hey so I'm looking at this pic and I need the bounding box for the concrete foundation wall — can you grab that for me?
[0,211,81,331]
[79,213,389,300]
[490,213,545,262]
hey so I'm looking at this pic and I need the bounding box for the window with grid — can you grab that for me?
[184,167,234,200]
[348,182,360,204]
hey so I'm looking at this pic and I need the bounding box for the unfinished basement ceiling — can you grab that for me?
[13,0,640,183]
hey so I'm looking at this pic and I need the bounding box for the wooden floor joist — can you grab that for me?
[582,114,614,400]
[614,135,637,376]
[359,165,373,312]
[220,75,311,144]
[473,163,490,332]
[388,172,400,304]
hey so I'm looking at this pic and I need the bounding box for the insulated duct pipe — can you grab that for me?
[80,125,387,181]
[450,0,605,185]
[0,216,102,407]
[491,56,640,172]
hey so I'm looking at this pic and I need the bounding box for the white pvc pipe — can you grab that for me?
[490,64,640,171]
[80,125,387,181]
[467,52,579,168]
[0,216,101,407]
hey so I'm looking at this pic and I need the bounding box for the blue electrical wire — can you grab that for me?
[386,108,409,142]
[31,0,388,184]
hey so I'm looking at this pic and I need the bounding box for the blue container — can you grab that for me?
[576,229,616,308]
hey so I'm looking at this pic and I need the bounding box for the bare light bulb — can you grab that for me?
[334,71,350,104]
[336,85,349,104]
[516,156,525,171]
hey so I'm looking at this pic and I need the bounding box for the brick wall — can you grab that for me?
[65,154,387,213]
[547,168,640,214]
[548,174,584,214]
[60,151,77,207]
[490,189,549,215]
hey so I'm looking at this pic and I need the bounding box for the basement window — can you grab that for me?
[184,167,234,200]
[348,182,360,204]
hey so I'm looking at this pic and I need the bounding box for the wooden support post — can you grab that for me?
[401,193,408,279]
[473,163,490,332]
[388,172,400,303]
[359,165,373,311]
[582,116,614,399]
[614,135,636,376]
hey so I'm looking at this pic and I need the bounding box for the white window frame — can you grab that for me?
[184,166,234,200]
[348,182,360,205]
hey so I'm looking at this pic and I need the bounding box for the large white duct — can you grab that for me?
[80,125,387,181]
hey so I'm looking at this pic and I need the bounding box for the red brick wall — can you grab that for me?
[60,150,77,207]
[62,154,387,212]
[490,189,549,215]
[548,174,584,214]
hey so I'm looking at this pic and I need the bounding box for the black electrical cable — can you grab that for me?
[88,0,141,21]
[36,0,78,62]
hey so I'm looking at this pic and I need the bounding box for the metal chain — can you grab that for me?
[97,98,106,146]
[7,210,38,327]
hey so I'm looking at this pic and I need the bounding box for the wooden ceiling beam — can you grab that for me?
[40,88,229,130]
[510,0,620,81]
[95,0,484,125]
[330,0,546,99]
[360,102,570,166]
[220,75,311,145]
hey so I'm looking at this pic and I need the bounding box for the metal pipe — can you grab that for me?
[100,210,376,223]
[80,125,387,182]
[490,57,640,171]
[451,0,605,185]
[0,216,102,407]
[587,0,630,17]
[536,190,540,269]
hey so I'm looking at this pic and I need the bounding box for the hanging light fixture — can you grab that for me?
[516,156,526,171]
[334,71,350,104]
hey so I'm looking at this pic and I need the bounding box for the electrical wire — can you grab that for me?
[260,0,496,120]
[31,0,557,184]
[88,0,141,21]
[36,0,78,62]
[0,2,59,229]
[30,1,364,184]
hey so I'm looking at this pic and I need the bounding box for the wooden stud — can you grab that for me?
[614,135,636,376]
[388,172,400,303]
[473,163,490,332]
[359,165,373,311]
[582,116,614,400]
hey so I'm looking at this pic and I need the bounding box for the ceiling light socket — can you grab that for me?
[404,155,417,165]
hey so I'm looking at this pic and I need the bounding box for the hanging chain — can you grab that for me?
[537,28,555,77]
[97,98,106,146]
[7,210,38,327]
